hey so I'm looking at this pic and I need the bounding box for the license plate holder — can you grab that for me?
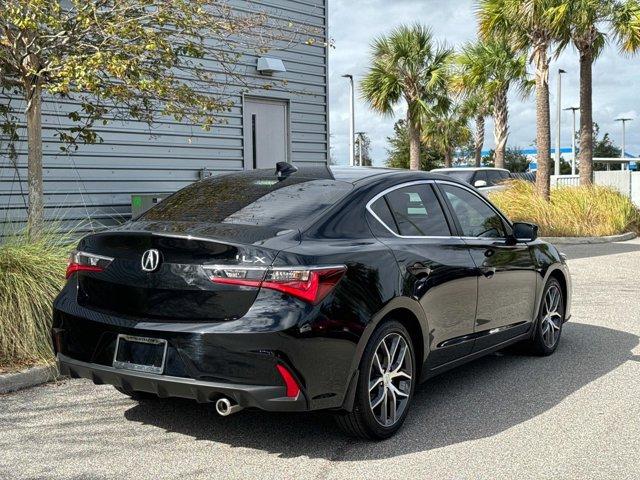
[113,334,168,375]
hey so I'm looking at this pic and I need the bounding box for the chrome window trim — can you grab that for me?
[365,179,512,241]
[365,180,454,239]
[74,250,115,262]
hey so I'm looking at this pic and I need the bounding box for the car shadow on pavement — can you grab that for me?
[124,322,638,461]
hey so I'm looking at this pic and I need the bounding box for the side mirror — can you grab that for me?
[512,222,538,242]
[474,179,488,188]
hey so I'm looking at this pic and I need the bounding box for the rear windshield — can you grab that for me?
[141,171,353,229]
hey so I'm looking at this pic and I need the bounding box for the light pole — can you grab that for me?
[555,69,567,176]
[615,117,632,170]
[564,106,579,175]
[342,74,355,166]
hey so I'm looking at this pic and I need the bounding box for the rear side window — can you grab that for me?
[142,171,353,229]
[369,197,399,234]
[370,184,450,237]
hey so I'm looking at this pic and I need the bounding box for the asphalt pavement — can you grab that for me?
[1,239,639,480]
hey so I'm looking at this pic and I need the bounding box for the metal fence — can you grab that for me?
[551,171,640,207]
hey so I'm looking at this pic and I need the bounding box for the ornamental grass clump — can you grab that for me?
[0,230,70,369]
[489,180,640,237]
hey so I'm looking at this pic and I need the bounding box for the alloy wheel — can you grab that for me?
[368,332,413,427]
[541,284,563,348]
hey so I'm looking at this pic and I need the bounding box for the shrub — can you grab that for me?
[0,230,70,369]
[489,180,640,237]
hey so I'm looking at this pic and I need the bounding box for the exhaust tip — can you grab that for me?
[215,397,242,416]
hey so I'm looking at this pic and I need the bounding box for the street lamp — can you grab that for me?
[564,106,579,175]
[615,117,632,170]
[342,74,355,167]
[555,69,567,176]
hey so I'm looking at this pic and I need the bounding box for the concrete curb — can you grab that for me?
[0,364,58,394]
[541,231,637,245]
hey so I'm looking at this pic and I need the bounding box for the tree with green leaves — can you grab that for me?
[455,38,530,170]
[361,24,452,171]
[355,132,372,166]
[483,146,530,172]
[422,103,471,168]
[478,0,566,199]
[386,119,444,171]
[460,91,492,167]
[557,0,640,185]
[0,0,308,234]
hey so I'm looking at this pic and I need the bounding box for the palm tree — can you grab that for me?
[455,38,530,169]
[460,91,492,167]
[361,24,452,170]
[558,0,640,185]
[478,0,567,199]
[422,103,472,168]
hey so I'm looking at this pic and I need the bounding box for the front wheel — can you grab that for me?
[335,320,416,440]
[527,277,565,356]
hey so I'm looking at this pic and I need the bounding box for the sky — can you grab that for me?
[327,0,640,166]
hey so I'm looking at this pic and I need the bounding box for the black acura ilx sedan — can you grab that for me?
[53,164,571,439]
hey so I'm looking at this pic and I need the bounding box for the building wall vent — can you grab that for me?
[257,57,286,76]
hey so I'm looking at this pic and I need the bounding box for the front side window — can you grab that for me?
[440,184,507,238]
[370,184,450,237]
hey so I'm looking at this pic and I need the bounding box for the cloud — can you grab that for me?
[328,0,640,165]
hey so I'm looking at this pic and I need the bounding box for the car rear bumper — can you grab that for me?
[52,281,359,412]
[57,353,307,411]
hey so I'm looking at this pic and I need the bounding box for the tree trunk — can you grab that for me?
[493,86,509,170]
[26,81,44,237]
[408,109,421,170]
[578,48,593,185]
[534,46,552,200]
[474,114,485,167]
[444,149,453,168]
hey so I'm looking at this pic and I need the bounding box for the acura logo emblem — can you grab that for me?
[141,249,161,272]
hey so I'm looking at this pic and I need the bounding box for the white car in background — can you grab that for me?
[431,167,511,193]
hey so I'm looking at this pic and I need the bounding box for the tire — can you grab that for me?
[525,277,565,356]
[113,385,157,401]
[335,320,416,440]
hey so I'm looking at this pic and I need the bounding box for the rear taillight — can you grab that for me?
[66,250,114,278]
[207,265,346,304]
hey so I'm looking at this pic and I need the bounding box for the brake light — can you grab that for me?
[276,364,301,398]
[66,250,114,278]
[208,265,346,304]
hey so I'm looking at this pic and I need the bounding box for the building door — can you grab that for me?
[243,97,289,169]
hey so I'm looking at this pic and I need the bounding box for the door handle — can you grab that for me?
[482,267,496,278]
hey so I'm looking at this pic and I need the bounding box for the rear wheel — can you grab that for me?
[113,386,157,401]
[335,320,415,440]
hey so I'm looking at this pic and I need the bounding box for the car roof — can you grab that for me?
[240,165,470,187]
[432,167,509,172]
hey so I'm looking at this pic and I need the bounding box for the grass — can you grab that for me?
[0,229,71,369]
[489,180,640,237]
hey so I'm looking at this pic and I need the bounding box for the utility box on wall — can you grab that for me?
[131,194,168,218]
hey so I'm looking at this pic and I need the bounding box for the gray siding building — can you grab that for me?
[0,0,329,234]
